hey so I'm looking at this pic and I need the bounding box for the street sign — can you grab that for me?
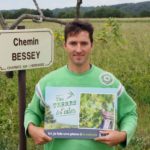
[0,29,54,71]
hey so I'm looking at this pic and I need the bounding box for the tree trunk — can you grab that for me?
[76,0,82,19]
[0,11,8,29]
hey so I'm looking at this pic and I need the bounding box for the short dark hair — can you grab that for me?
[64,20,94,43]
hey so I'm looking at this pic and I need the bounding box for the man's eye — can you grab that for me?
[69,42,77,46]
[81,42,88,46]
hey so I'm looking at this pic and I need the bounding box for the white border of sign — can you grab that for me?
[0,28,54,72]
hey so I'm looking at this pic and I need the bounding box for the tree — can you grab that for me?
[83,7,125,18]
[57,10,76,18]
[0,0,83,29]
[76,0,82,19]
[45,105,56,124]
[42,9,53,17]
[83,10,97,18]
[0,11,8,29]
[140,10,150,17]
[0,0,67,31]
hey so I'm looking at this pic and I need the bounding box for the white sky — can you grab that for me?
[0,0,149,10]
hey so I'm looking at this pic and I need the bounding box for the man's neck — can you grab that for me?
[67,63,91,74]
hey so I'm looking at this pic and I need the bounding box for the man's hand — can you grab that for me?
[28,123,52,145]
[95,130,126,146]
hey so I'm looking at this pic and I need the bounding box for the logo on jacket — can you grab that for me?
[99,72,114,86]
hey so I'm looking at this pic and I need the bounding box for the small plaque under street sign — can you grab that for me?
[0,29,54,72]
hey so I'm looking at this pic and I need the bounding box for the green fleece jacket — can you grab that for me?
[24,65,137,150]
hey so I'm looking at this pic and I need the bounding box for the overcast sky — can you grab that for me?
[0,0,149,10]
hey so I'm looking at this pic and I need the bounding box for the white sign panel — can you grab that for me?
[0,29,54,72]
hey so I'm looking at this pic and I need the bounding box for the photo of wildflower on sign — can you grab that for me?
[80,93,115,130]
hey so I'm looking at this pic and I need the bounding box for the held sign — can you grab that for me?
[0,29,54,72]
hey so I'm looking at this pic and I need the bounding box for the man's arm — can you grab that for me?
[24,90,52,145]
[117,89,137,147]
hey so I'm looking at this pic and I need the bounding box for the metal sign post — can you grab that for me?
[17,25,26,150]
[18,70,26,150]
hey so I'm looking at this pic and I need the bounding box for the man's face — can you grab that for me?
[64,31,93,67]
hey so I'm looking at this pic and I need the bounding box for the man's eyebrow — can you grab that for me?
[69,41,77,43]
[68,41,77,45]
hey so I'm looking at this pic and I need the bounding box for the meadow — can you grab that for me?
[0,18,150,150]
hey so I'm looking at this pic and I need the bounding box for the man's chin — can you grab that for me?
[73,61,85,66]
[71,58,87,66]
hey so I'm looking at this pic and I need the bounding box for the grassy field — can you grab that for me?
[0,18,150,150]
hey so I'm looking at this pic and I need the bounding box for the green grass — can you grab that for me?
[0,18,150,150]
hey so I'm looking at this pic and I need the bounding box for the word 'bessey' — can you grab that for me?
[12,51,40,61]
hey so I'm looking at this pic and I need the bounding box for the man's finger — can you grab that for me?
[98,130,110,137]
[94,135,109,141]
[43,135,53,142]
[99,130,112,134]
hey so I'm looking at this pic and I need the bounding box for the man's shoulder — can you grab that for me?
[93,65,121,87]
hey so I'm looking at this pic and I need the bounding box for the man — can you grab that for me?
[24,20,137,150]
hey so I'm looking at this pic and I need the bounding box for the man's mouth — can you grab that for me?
[73,53,84,56]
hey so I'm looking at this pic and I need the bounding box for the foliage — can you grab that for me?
[57,10,76,18]
[140,10,150,17]
[95,18,123,44]
[1,1,150,19]
[80,94,114,128]
[84,7,125,18]
[2,8,39,19]
[42,9,53,17]
[44,105,56,124]
[53,29,64,46]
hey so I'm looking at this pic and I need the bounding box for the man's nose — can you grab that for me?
[76,44,82,52]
